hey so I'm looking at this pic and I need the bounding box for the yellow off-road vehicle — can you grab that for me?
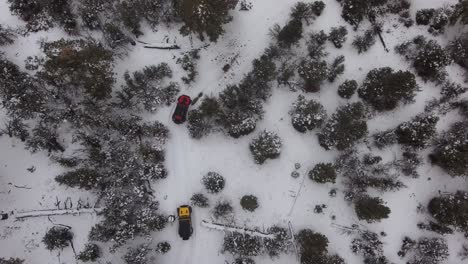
[178,205,193,240]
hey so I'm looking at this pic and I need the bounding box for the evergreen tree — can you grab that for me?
[309,163,336,183]
[318,103,368,150]
[178,0,238,41]
[338,80,358,99]
[0,25,15,46]
[42,227,73,250]
[428,191,468,231]
[298,59,329,92]
[328,26,348,48]
[429,122,468,176]
[249,130,282,164]
[39,39,115,100]
[290,95,327,133]
[354,195,391,222]
[77,243,101,262]
[358,67,418,111]
[395,114,439,149]
[117,64,179,112]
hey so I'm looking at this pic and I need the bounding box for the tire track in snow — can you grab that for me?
[165,114,200,264]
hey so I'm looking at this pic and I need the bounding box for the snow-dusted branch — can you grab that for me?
[201,220,275,239]
[15,208,103,219]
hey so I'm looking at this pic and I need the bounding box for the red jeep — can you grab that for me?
[172,95,192,124]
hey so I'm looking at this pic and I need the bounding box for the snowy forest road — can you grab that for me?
[158,113,202,264]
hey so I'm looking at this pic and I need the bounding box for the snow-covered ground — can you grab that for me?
[1,0,468,263]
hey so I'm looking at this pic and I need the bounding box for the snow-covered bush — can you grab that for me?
[116,1,142,36]
[26,122,64,153]
[329,26,348,48]
[338,0,386,28]
[225,110,257,138]
[234,258,255,264]
[103,23,133,50]
[335,149,405,196]
[290,95,326,133]
[0,25,15,46]
[328,55,345,82]
[338,80,358,99]
[249,130,282,164]
[191,193,209,208]
[416,9,435,25]
[124,244,151,264]
[297,229,329,261]
[351,231,388,264]
[397,151,421,178]
[352,29,376,54]
[413,40,451,81]
[290,1,321,23]
[318,102,368,150]
[416,8,451,35]
[117,63,179,112]
[178,0,237,42]
[0,57,45,119]
[405,237,449,264]
[373,129,397,149]
[311,1,325,16]
[447,33,468,70]
[55,168,100,190]
[429,122,468,176]
[1,116,29,142]
[77,243,101,262]
[454,0,468,24]
[78,0,109,30]
[240,195,259,212]
[387,0,411,14]
[354,195,391,222]
[398,237,416,257]
[396,37,451,82]
[40,39,115,100]
[239,0,252,11]
[115,0,177,36]
[24,55,44,71]
[42,227,73,250]
[8,0,77,33]
[275,18,303,48]
[156,241,171,254]
[213,201,234,220]
[309,163,336,184]
[89,189,167,247]
[417,221,453,235]
[298,59,329,92]
[202,172,225,194]
[307,31,328,60]
[428,191,468,231]
[0,258,24,264]
[302,254,345,264]
[177,50,200,84]
[217,49,278,138]
[188,110,211,139]
[395,114,438,149]
[188,97,223,139]
[222,232,262,257]
[264,226,289,257]
[343,163,404,195]
[440,81,467,101]
[358,67,418,111]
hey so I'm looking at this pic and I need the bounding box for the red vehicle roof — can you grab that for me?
[178,95,191,106]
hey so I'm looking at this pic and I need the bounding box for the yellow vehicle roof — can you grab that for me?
[178,207,190,217]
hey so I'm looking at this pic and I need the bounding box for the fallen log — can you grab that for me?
[14,208,103,219]
[201,220,275,239]
[138,41,180,50]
